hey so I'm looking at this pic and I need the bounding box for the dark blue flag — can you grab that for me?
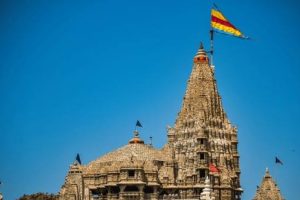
[76,153,82,165]
[136,120,142,128]
[275,156,283,165]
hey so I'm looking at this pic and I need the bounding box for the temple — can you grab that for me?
[59,43,243,200]
[253,168,284,200]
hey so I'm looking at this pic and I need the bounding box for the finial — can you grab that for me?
[134,130,139,137]
[129,120,144,144]
[129,130,144,144]
[264,167,271,178]
[200,42,204,49]
[266,167,269,173]
[194,42,209,63]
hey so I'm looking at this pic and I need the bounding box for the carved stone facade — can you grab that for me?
[167,43,242,200]
[59,44,243,200]
[253,168,284,200]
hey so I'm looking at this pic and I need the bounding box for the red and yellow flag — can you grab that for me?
[211,9,247,38]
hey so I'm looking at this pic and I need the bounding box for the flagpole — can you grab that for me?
[210,29,214,67]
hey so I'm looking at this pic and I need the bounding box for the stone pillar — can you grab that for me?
[119,185,126,200]
[138,185,145,200]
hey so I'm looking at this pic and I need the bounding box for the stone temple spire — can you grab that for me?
[167,42,242,199]
[253,168,285,200]
[175,43,225,129]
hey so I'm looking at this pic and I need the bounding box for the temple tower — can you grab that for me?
[167,43,242,200]
[253,168,284,200]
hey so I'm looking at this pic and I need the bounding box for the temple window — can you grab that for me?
[200,138,205,144]
[200,153,205,160]
[199,169,206,178]
[128,170,135,178]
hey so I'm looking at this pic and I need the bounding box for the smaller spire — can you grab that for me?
[253,168,284,200]
[200,176,215,200]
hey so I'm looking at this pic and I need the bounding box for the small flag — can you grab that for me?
[275,156,283,165]
[211,8,248,39]
[209,163,220,173]
[76,153,82,165]
[136,120,142,128]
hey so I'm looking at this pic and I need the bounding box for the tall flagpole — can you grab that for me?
[210,29,214,68]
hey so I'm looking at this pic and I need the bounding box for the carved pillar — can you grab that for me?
[138,185,144,200]
[119,185,126,200]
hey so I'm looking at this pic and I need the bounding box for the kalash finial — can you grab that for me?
[194,42,209,63]
[265,167,271,178]
[129,120,144,144]
[129,130,144,144]
[134,130,139,137]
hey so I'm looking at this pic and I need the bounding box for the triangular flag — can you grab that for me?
[211,8,248,39]
[275,156,283,165]
[75,153,82,165]
[136,120,142,128]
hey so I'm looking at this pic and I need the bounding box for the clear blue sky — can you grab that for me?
[1,0,299,199]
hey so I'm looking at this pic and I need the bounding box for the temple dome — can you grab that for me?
[84,142,171,175]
